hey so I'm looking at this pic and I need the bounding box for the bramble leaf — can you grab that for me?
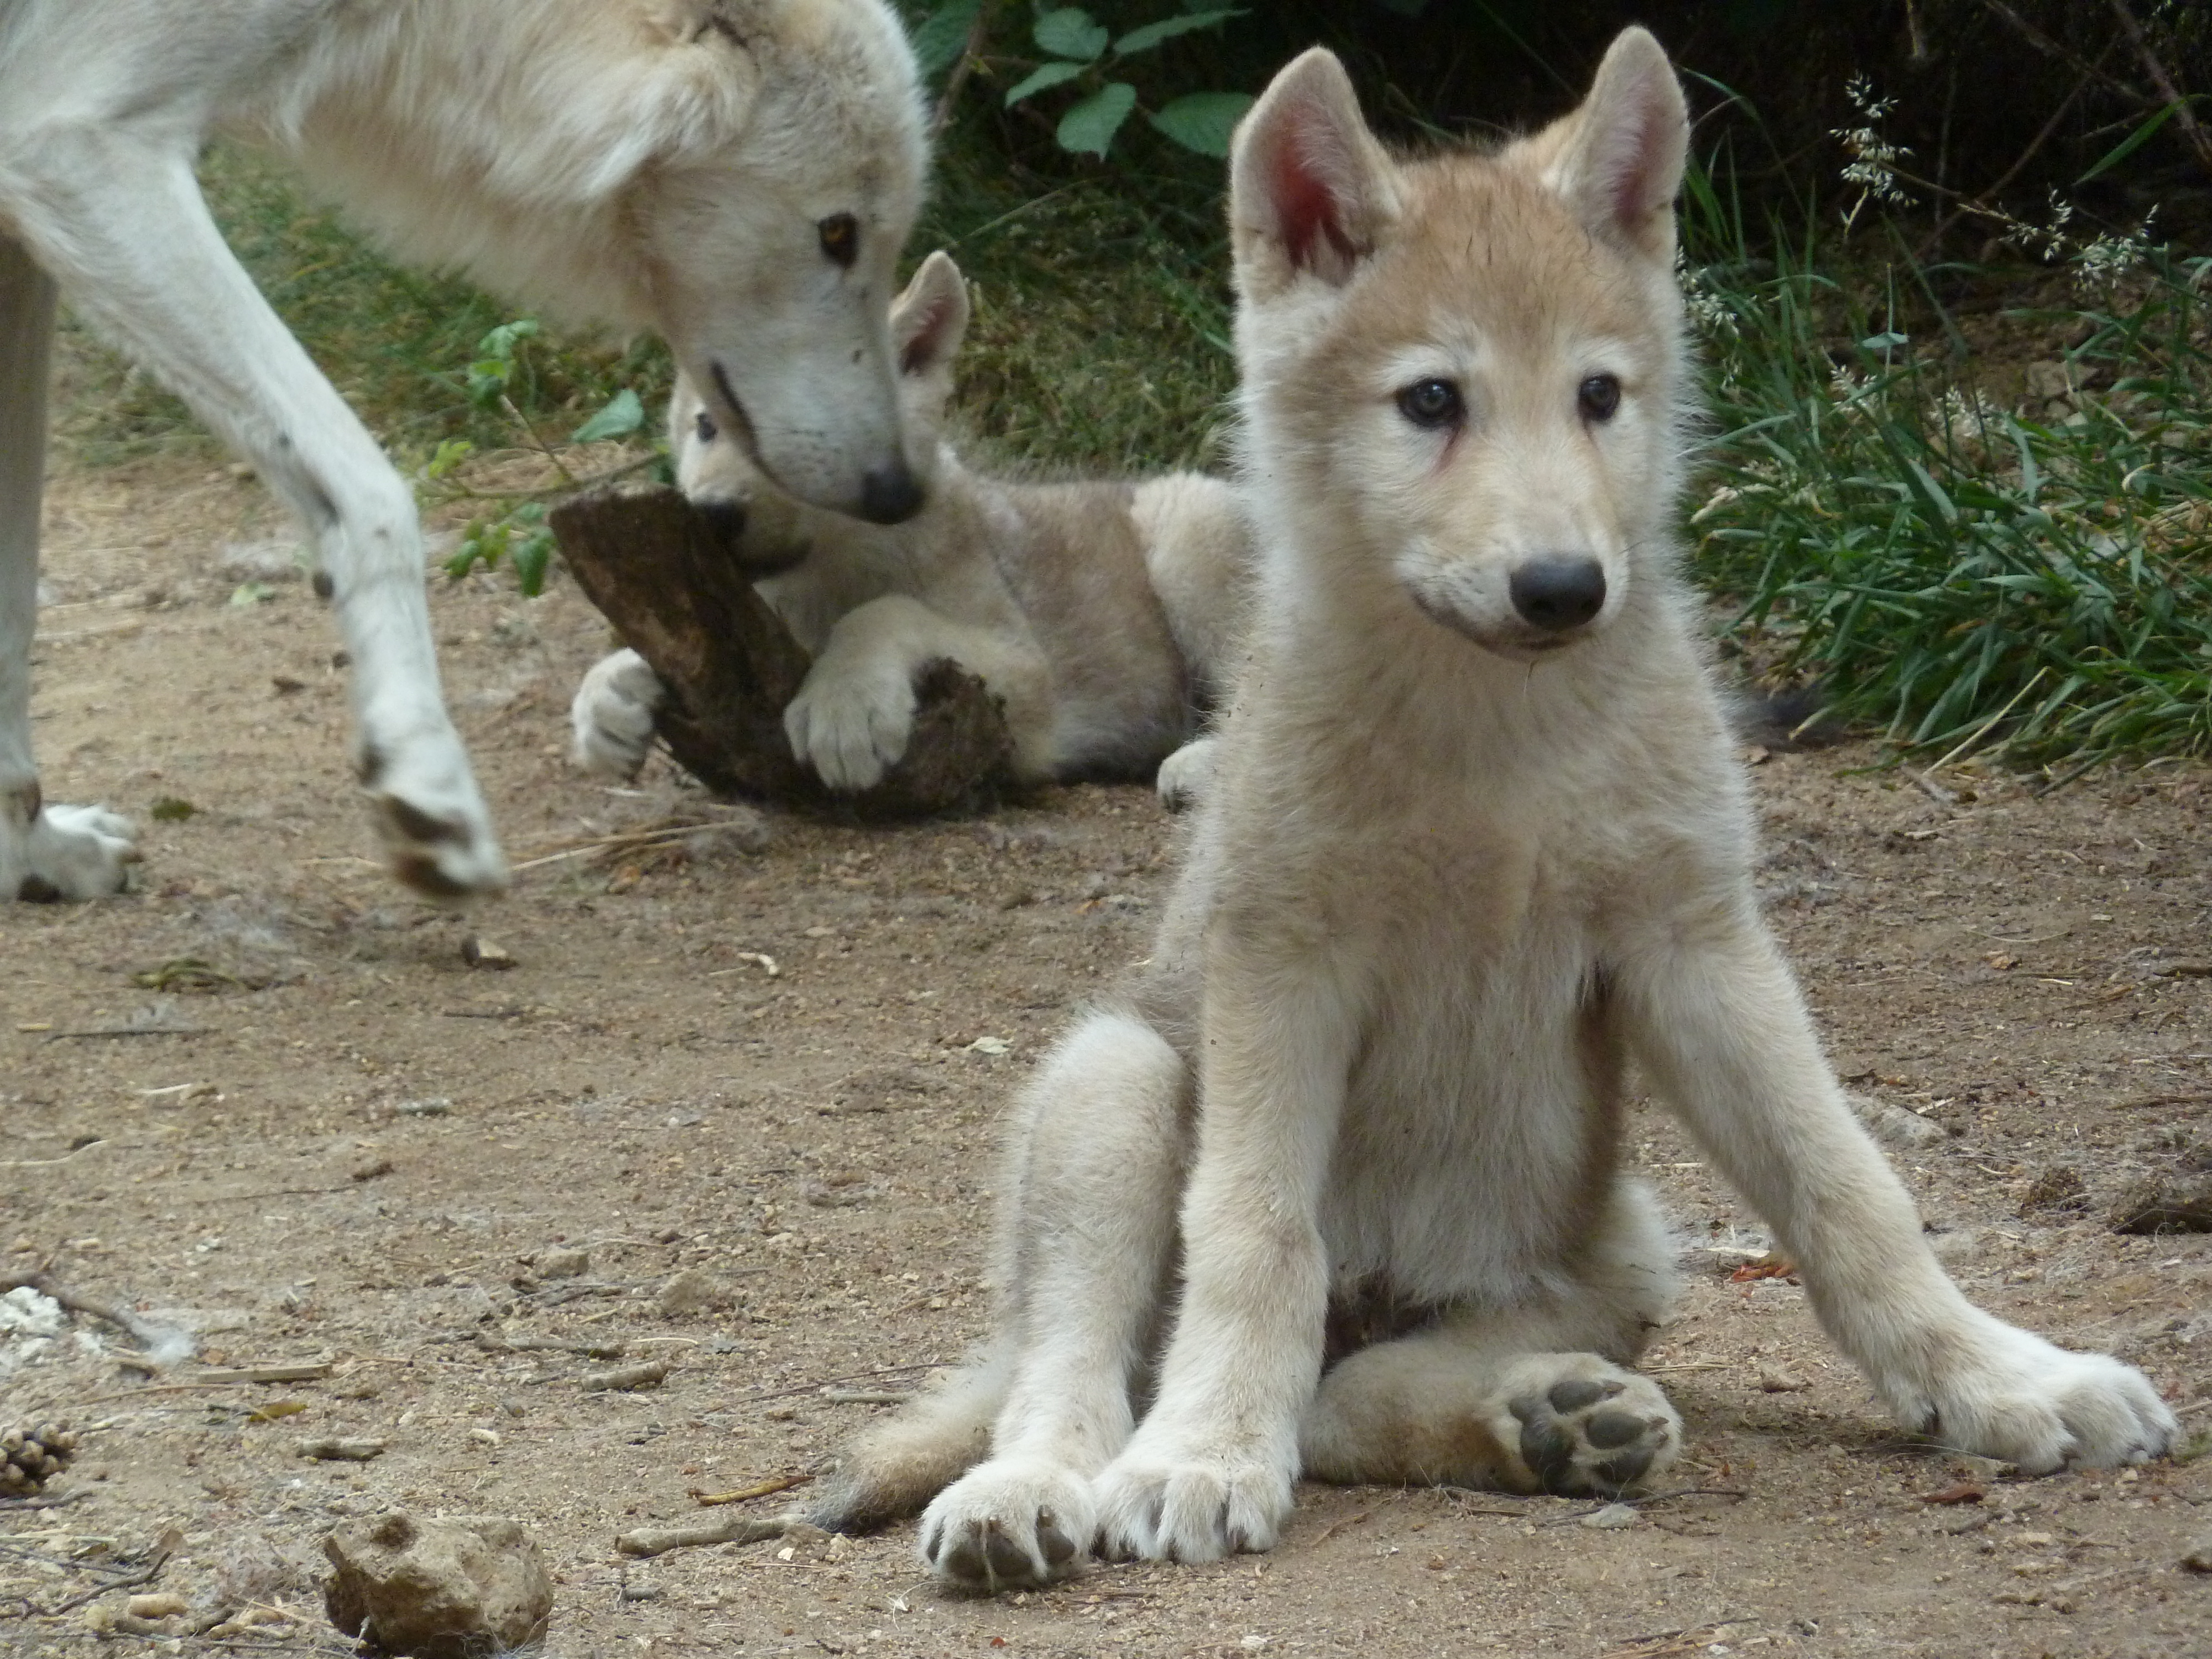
[1056,81,1136,156]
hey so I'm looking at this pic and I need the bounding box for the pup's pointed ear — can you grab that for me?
[644,0,739,45]
[1230,48,1399,294]
[1542,28,1688,262]
[892,252,970,379]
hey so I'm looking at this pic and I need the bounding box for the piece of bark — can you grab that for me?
[551,487,1013,815]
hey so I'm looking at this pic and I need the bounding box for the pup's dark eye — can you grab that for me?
[817,212,859,268]
[695,410,717,444]
[1578,373,1621,422]
[1396,378,1463,430]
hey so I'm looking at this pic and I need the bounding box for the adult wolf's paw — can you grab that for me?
[783,661,916,792]
[570,649,664,779]
[8,803,139,901]
[919,1459,1093,1593]
[358,730,506,901]
[1896,1316,2176,1472]
[1499,1353,1681,1496]
[1092,1439,1293,1564]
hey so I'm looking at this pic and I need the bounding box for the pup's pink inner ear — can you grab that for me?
[893,253,969,378]
[1233,49,1394,287]
[1555,28,1689,258]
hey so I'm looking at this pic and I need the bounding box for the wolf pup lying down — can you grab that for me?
[1,0,928,904]
[800,30,2177,1591]
[571,251,1253,798]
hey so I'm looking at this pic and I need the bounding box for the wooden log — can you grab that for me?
[550,487,1013,815]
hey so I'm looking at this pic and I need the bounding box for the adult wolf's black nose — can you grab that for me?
[694,497,748,546]
[857,461,925,525]
[1510,556,1607,632]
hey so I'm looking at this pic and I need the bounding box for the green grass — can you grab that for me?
[1684,164,2212,769]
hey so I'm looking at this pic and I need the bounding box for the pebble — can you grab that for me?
[1579,1503,1640,1530]
[1757,1365,1809,1392]
[2182,1536,2212,1573]
[126,1594,189,1620]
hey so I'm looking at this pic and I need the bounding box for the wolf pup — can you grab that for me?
[803,30,2177,1591]
[571,251,1252,796]
[1,0,930,904]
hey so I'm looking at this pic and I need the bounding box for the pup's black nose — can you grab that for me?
[1509,556,1607,632]
[693,498,748,546]
[857,461,925,525]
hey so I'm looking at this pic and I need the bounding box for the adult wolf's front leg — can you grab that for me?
[5,134,504,900]
[1623,900,2176,1471]
[1091,957,1358,1564]
[0,233,138,901]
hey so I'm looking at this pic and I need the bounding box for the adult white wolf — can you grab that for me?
[804,29,2177,1590]
[0,0,927,902]
[570,250,1252,796]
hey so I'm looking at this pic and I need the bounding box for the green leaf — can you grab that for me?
[1148,91,1253,157]
[512,530,555,598]
[1034,7,1107,62]
[1005,59,1087,106]
[2077,97,2203,186]
[571,388,644,443]
[1056,81,1136,156]
[1114,8,1241,56]
[911,0,982,79]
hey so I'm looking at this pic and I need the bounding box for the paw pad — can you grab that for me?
[1510,1375,1672,1496]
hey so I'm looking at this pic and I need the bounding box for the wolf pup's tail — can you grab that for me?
[807,1348,1010,1533]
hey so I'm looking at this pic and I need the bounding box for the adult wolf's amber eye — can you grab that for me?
[1396,377,1463,430]
[695,410,717,444]
[817,212,859,268]
[1578,373,1622,422]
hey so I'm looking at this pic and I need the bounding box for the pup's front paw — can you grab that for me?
[1897,1316,2176,1472]
[1498,1353,1681,1495]
[10,803,140,901]
[357,728,506,901]
[919,1458,1093,1592]
[1154,735,1217,813]
[570,649,664,779]
[784,663,916,792]
[1093,1435,1294,1564]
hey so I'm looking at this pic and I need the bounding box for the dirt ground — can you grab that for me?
[5,455,2211,1659]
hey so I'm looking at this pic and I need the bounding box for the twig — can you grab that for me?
[931,7,994,136]
[1543,1486,1748,1525]
[2104,0,2212,174]
[41,1545,170,1616]
[1974,0,2150,106]
[741,1364,930,1406]
[615,1514,791,1558]
[44,1025,205,1041]
[820,1389,911,1405]
[1310,1496,1397,1546]
[1907,768,1958,807]
[692,1473,813,1507]
[0,1139,105,1170]
[0,1491,90,1510]
[508,822,727,874]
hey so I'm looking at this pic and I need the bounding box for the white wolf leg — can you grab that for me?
[1092,964,1355,1566]
[784,594,1051,790]
[0,232,137,901]
[1,132,503,900]
[1626,911,2176,1471]
[916,1009,1187,1592]
[570,648,665,779]
[1301,1180,1682,1495]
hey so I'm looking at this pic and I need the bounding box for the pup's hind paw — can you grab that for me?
[1891,1314,2176,1473]
[783,662,916,792]
[919,1459,1092,1592]
[1499,1353,1681,1496]
[1093,1436,1294,1564]
[8,802,139,901]
[357,730,506,901]
[570,649,664,779]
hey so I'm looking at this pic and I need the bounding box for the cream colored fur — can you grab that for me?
[0,0,926,902]
[571,252,1254,794]
[806,30,2178,1593]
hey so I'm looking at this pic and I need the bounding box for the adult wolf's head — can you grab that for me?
[669,249,972,566]
[628,0,931,523]
[1228,30,1691,660]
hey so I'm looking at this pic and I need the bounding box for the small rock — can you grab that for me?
[460,936,515,971]
[579,1360,671,1392]
[534,1246,589,1279]
[396,1098,451,1118]
[656,1268,735,1318]
[1757,1365,1809,1392]
[964,1036,1010,1056]
[1848,1090,1947,1150]
[127,1594,189,1620]
[1579,1503,1640,1530]
[2108,1176,2212,1235]
[323,1511,552,1659]
[2020,1165,2090,1218]
[2181,1535,2212,1573]
[300,1437,387,1462]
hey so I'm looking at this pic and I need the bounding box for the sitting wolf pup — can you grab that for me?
[571,251,1251,795]
[803,31,2177,1590]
